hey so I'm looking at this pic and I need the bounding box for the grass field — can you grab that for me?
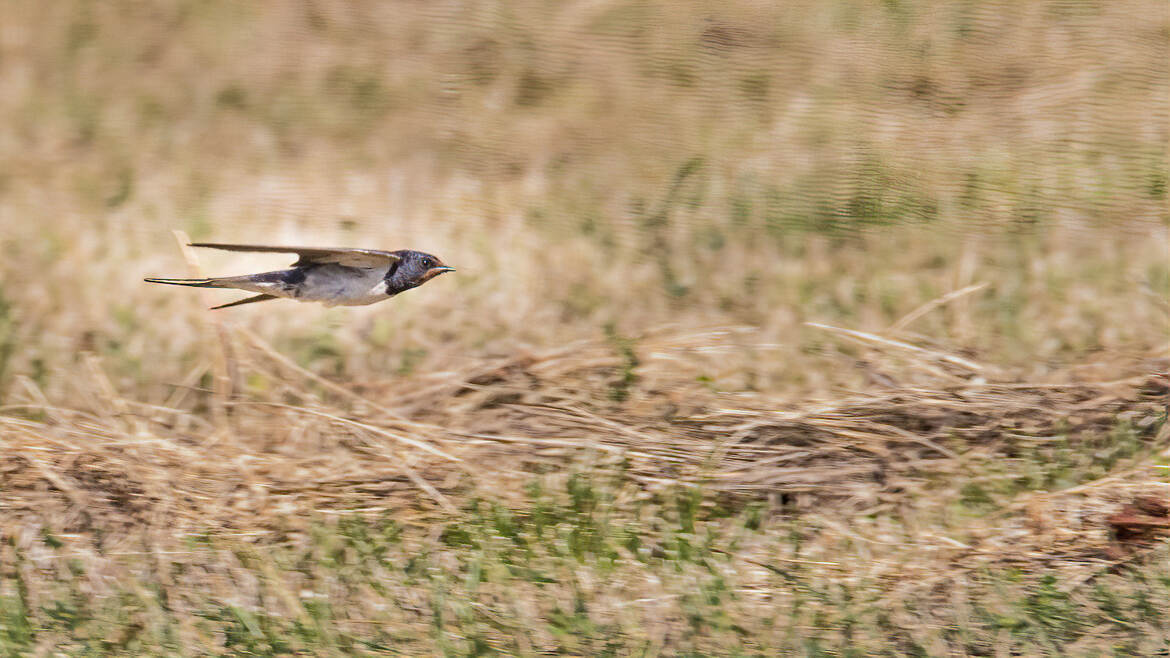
[1,0,1168,654]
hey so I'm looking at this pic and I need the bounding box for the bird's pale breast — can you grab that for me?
[297,264,391,306]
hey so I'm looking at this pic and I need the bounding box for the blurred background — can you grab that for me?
[0,1,1167,654]
[1,0,1165,397]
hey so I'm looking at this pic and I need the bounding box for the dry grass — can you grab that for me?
[0,0,1168,654]
[5,324,1165,537]
[2,324,1166,653]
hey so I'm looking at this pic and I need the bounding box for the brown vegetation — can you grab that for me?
[0,0,1167,653]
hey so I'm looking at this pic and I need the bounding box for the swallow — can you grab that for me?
[145,243,455,309]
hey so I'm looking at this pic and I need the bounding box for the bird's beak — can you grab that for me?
[432,266,456,274]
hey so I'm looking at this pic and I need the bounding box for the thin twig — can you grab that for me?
[806,321,985,372]
[173,230,239,427]
[890,282,988,332]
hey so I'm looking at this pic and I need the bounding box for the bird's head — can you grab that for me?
[386,250,455,294]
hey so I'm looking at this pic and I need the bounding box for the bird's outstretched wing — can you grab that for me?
[188,243,401,268]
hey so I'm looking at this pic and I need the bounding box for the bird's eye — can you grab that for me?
[421,258,433,269]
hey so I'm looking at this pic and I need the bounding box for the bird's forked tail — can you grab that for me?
[142,277,226,288]
[144,276,278,309]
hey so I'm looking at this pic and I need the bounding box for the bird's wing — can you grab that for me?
[189,243,401,268]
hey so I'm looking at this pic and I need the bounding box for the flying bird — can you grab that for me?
[145,243,454,309]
